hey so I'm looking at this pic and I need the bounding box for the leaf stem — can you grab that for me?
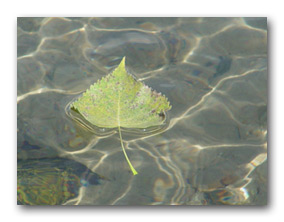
[118,126,138,175]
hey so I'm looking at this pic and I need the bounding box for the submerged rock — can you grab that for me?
[17,158,103,205]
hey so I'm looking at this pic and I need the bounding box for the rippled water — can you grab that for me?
[17,17,267,205]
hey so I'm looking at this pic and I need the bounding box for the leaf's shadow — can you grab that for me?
[65,99,170,139]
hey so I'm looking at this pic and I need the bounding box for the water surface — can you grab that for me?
[17,17,267,205]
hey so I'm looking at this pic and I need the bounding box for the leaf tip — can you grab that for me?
[118,56,126,69]
[121,56,126,64]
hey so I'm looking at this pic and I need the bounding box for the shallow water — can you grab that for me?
[17,17,267,205]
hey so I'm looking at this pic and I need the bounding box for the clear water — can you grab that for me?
[17,17,267,205]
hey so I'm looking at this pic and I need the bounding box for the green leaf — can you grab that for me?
[71,57,171,175]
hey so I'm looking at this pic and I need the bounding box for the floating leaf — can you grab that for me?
[71,57,171,175]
